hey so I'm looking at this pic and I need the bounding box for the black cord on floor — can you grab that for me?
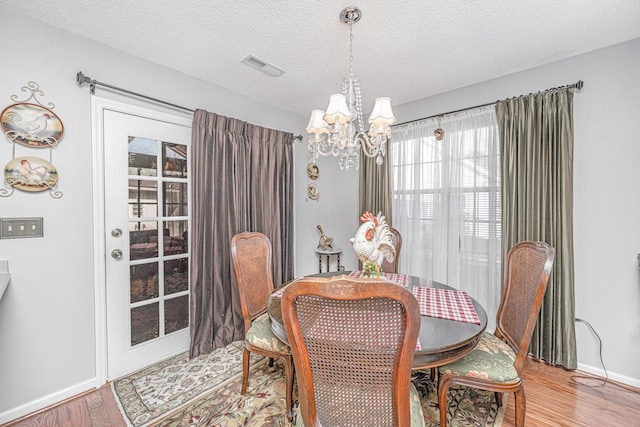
[573,318,608,386]
[572,318,639,393]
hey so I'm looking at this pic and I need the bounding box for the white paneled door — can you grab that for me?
[101,106,191,379]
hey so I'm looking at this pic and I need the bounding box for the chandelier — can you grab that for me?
[306,7,396,171]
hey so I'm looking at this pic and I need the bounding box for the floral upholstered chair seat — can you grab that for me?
[245,312,291,354]
[439,332,517,382]
[409,383,426,427]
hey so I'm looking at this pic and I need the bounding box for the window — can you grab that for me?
[391,106,501,328]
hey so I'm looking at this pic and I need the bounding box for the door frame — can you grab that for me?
[91,96,193,386]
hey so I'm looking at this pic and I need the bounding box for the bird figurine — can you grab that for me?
[349,211,396,277]
[316,225,334,251]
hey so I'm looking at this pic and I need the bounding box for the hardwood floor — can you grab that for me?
[4,357,639,426]
[502,358,640,426]
[4,386,126,427]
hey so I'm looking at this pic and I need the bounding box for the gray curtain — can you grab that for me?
[189,110,294,358]
[496,89,577,369]
[358,153,393,226]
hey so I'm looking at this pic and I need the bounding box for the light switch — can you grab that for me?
[0,218,44,239]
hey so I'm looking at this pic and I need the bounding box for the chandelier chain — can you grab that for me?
[348,22,354,75]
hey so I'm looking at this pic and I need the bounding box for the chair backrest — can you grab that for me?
[282,275,420,427]
[381,227,402,273]
[495,241,555,374]
[231,232,274,333]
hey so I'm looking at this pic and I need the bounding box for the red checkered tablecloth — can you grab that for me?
[411,287,481,324]
[348,270,409,288]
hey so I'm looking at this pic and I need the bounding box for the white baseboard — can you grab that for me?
[0,378,96,425]
[577,362,640,389]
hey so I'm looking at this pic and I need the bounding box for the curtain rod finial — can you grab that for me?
[76,71,92,86]
[76,71,96,94]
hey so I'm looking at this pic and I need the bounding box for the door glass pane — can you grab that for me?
[129,179,158,218]
[165,295,189,334]
[131,303,159,346]
[162,142,187,178]
[130,221,158,260]
[130,263,158,303]
[128,137,158,176]
[163,220,187,256]
[165,258,188,295]
[163,182,187,217]
[123,134,190,349]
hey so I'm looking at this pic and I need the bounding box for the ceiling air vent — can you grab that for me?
[241,55,285,77]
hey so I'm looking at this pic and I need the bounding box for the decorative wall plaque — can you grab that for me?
[1,81,63,198]
[4,156,59,192]
[1,103,64,148]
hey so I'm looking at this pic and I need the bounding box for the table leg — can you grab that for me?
[326,255,330,272]
[337,253,341,271]
[318,255,322,273]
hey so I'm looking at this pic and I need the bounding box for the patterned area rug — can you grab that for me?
[112,341,264,427]
[150,358,506,426]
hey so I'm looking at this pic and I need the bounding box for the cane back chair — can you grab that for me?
[231,231,294,422]
[381,227,403,273]
[438,241,555,427]
[282,275,425,427]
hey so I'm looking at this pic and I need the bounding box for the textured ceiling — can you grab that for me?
[2,0,639,118]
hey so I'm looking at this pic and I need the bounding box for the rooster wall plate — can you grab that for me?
[0,103,64,147]
[4,156,59,192]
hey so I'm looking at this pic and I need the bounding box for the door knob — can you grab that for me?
[111,228,123,237]
[111,249,123,259]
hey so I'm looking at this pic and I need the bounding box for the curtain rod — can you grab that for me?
[393,80,584,128]
[75,71,304,141]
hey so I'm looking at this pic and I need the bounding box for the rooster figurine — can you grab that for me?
[350,211,396,277]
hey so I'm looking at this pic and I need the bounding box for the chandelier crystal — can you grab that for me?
[306,7,396,171]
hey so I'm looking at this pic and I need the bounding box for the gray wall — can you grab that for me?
[0,9,306,422]
[392,38,640,388]
[1,6,639,423]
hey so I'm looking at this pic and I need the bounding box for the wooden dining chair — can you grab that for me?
[282,275,425,427]
[437,241,555,427]
[230,231,294,422]
[381,227,402,273]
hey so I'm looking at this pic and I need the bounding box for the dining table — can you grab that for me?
[267,271,488,370]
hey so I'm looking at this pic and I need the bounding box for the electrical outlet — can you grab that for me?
[0,217,44,239]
